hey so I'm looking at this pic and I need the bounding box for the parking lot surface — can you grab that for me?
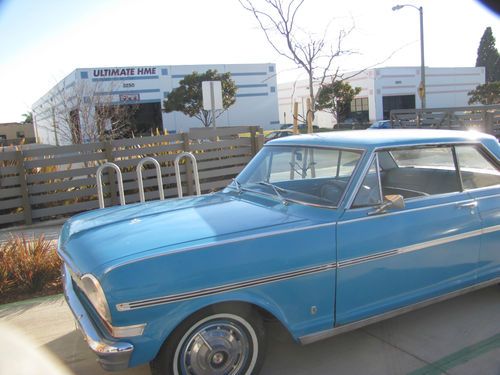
[0,286,499,375]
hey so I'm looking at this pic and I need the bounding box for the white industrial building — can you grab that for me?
[278,66,486,128]
[33,63,279,145]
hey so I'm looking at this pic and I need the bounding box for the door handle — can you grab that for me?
[456,201,477,209]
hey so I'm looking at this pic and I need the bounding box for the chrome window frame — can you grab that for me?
[347,153,384,209]
[344,152,376,209]
[375,153,384,203]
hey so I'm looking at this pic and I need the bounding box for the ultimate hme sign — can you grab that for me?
[92,67,158,78]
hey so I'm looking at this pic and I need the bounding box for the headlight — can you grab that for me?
[80,274,112,324]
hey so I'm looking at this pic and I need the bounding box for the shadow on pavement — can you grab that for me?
[43,330,150,375]
[0,294,64,319]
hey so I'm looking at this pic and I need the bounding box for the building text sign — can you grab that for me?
[93,67,157,78]
[119,94,140,102]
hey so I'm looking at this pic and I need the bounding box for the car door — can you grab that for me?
[454,144,500,282]
[335,145,482,325]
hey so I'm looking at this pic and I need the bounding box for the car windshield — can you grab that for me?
[232,145,363,207]
[265,132,278,140]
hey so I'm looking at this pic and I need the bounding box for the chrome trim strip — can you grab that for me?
[375,153,384,203]
[265,143,366,153]
[339,249,398,268]
[116,262,337,311]
[338,226,494,268]
[483,224,500,234]
[105,222,336,274]
[475,193,500,200]
[372,140,485,153]
[299,276,500,345]
[397,229,483,255]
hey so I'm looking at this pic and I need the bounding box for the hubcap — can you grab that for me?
[180,320,251,375]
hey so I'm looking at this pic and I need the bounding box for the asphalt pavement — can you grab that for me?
[0,286,499,375]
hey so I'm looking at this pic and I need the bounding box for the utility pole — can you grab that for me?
[393,4,426,109]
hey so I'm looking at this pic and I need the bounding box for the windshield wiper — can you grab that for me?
[257,181,289,205]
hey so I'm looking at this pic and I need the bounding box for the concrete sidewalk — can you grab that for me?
[1,286,499,375]
[0,219,65,244]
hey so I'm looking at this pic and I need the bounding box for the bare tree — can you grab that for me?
[239,0,354,117]
[36,80,138,144]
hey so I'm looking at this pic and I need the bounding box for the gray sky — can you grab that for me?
[0,0,498,122]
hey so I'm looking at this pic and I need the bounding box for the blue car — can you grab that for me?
[58,130,500,375]
[369,120,393,129]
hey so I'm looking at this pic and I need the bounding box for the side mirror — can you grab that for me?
[368,194,405,216]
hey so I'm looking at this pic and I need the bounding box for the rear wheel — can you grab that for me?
[151,306,266,375]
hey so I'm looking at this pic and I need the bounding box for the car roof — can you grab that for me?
[267,129,499,151]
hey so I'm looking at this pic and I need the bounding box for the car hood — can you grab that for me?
[59,193,311,275]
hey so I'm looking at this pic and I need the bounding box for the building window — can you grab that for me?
[269,65,275,73]
[80,71,89,79]
[349,97,369,122]
[270,86,276,93]
[350,97,369,112]
[161,68,168,76]
[0,134,6,140]
[16,131,25,138]
[382,95,415,120]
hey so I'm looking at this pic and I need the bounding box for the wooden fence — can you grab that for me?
[0,126,263,227]
[390,105,500,138]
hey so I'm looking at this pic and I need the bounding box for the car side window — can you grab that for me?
[352,157,383,207]
[382,146,460,198]
[455,145,500,189]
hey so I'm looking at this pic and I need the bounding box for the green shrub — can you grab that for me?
[0,235,62,303]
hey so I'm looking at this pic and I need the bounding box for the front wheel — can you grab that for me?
[151,306,266,375]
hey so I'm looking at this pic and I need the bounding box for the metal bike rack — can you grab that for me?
[96,162,125,209]
[136,157,165,203]
[174,152,201,198]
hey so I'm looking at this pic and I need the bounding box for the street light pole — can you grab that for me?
[393,4,426,109]
[418,6,426,109]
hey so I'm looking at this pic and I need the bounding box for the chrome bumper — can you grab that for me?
[62,264,133,371]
